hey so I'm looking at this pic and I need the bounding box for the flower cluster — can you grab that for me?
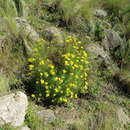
[27,36,89,104]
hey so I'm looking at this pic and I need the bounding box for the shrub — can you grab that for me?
[26,36,89,104]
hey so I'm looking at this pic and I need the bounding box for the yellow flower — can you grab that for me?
[83,51,87,57]
[80,65,83,70]
[26,72,31,76]
[50,70,56,75]
[55,88,59,92]
[70,73,74,76]
[81,59,84,62]
[58,86,61,89]
[54,34,59,37]
[75,75,79,79]
[46,90,50,93]
[39,60,45,65]
[60,91,63,94]
[31,94,35,98]
[76,59,79,63]
[84,85,88,90]
[48,64,54,69]
[33,48,38,52]
[66,39,71,43]
[85,82,88,86]
[72,66,75,70]
[40,79,44,84]
[85,73,88,77]
[63,98,68,103]
[81,46,83,49]
[74,64,78,68]
[54,77,59,81]
[80,75,83,78]
[66,88,70,91]
[44,72,49,77]
[59,97,63,101]
[70,92,74,98]
[45,82,48,85]
[85,61,89,64]
[28,58,35,62]
[28,65,34,70]
[36,81,39,84]
[37,39,45,43]
[69,83,76,87]
[71,54,75,58]
[46,93,50,97]
[45,86,49,89]
[65,61,69,66]
[73,46,79,49]
[63,69,67,73]
[39,93,42,97]
[40,73,43,76]
[70,61,74,65]
[59,79,63,84]
[74,94,78,98]
[77,41,81,44]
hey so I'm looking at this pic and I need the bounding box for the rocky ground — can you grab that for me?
[0,0,130,130]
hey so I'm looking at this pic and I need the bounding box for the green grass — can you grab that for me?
[0,74,9,96]
[25,103,44,130]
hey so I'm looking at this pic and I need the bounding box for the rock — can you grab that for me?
[117,107,130,127]
[103,29,123,50]
[18,126,30,130]
[0,92,28,127]
[15,17,40,54]
[37,109,56,123]
[94,9,107,18]
[86,43,119,73]
[0,17,39,54]
[15,17,39,42]
[43,27,64,46]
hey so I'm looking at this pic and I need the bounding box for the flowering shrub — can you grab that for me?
[27,36,89,104]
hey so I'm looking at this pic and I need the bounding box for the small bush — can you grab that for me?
[26,36,89,104]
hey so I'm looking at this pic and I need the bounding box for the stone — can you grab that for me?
[43,27,64,46]
[86,43,119,73]
[37,109,56,123]
[15,17,40,53]
[0,92,28,127]
[0,17,39,54]
[15,17,40,42]
[117,107,130,127]
[103,29,123,50]
[94,9,107,18]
